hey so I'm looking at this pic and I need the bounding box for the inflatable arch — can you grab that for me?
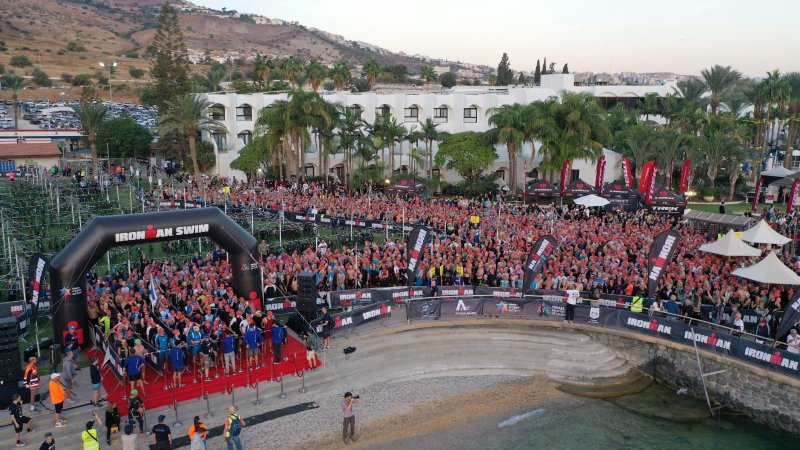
[49,208,262,342]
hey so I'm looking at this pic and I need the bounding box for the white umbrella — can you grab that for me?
[573,194,609,207]
[699,230,761,257]
[740,219,792,245]
[731,252,800,285]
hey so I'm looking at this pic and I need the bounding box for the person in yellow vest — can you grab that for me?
[81,411,103,450]
[631,295,644,313]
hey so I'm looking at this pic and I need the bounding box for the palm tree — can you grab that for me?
[335,105,365,182]
[538,92,610,183]
[282,56,305,88]
[252,54,271,87]
[363,57,381,86]
[615,123,660,182]
[255,89,331,179]
[305,59,326,91]
[382,118,406,175]
[758,70,790,167]
[673,78,708,110]
[419,65,437,83]
[408,147,426,176]
[2,74,24,129]
[420,118,442,178]
[487,104,527,191]
[158,94,228,178]
[701,65,742,115]
[75,102,108,177]
[329,61,351,91]
[637,92,660,123]
[657,129,692,188]
[783,72,800,170]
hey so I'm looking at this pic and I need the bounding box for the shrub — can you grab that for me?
[31,68,52,86]
[128,67,144,79]
[124,51,139,59]
[61,73,73,83]
[10,55,32,67]
[66,41,87,52]
[71,74,93,86]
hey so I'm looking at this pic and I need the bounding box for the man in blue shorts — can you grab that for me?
[244,320,263,369]
[170,340,186,388]
[124,351,146,396]
[187,325,204,366]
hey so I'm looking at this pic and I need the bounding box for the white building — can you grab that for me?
[200,73,675,187]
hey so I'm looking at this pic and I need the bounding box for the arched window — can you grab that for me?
[237,131,253,146]
[404,105,419,122]
[376,104,391,118]
[494,168,506,181]
[210,104,226,120]
[463,106,478,123]
[236,104,253,121]
[434,105,449,123]
[347,105,363,118]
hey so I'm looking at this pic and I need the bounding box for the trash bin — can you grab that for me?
[49,344,62,373]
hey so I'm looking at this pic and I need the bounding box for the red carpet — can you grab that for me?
[90,337,318,415]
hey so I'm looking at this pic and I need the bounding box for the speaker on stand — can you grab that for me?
[0,317,21,409]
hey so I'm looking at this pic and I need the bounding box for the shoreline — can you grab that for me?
[280,375,564,450]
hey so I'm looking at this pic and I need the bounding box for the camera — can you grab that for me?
[353,395,360,399]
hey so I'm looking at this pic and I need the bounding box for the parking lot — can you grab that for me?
[1,99,158,131]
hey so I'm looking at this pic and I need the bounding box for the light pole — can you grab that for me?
[98,61,117,104]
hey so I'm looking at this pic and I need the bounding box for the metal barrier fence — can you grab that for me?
[402,295,800,380]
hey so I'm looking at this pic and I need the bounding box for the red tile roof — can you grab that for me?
[0,142,61,158]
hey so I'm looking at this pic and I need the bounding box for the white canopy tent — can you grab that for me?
[699,230,761,257]
[573,194,609,207]
[740,220,792,245]
[731,252,800,285]
[760,166,795,178]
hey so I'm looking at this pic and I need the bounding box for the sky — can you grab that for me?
[192,0,800,77]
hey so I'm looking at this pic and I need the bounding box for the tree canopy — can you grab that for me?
[435,132,497,182]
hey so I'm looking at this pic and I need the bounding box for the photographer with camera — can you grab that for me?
[342,392,359,444]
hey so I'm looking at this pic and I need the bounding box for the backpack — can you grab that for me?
[228,414,242,436]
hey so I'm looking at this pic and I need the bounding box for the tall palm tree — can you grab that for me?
[329,61,351,91]
[758,70,790,167]
[673,78,708,111]
[615,123,660,182]
[382,118,406,175]
[2,74,24,129]
[363,57,381,86]
[305,59,326,91]
[487,103,527,191]
[538,92,610,183]
[700,65,742,115]
[255,89,331,179]
[252,54,271,87]
[75,102,108,177]
[783,72,800,170]
[420,118,441,178]
[637,92,660,123]
[282,56,305,88]
[335,105,365,182]
[657,129,692,188]
[158,94,228,178]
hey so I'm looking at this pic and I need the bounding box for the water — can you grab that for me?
[380,385,799,450]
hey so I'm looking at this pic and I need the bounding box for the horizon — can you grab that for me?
[191,0,800,77]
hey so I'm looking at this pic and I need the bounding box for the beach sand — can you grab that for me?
[286,376,564,450]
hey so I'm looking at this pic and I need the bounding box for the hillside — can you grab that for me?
[0,0,464,86]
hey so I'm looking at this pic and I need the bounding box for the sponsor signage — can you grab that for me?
[115,223,210,242]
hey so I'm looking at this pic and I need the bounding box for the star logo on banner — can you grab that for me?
[102,344,113,366]
[496,301,508,313]
[60,287,71,298]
